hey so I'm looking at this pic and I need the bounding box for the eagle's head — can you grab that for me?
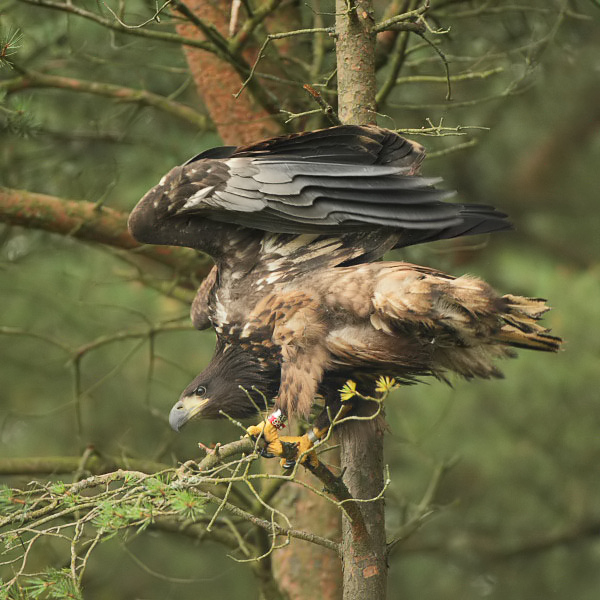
[168,344,278,431]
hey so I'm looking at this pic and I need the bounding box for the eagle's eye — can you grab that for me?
[195,385,207,396]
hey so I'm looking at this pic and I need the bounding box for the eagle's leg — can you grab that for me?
[247,340,330,466]
[246,416,320,468]
[245,410,319,466]
[245,412,315,465]
[247,400,356,468]
[246,410,288,459]
[278,399,356,467]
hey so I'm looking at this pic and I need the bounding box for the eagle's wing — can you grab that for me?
[137,126,510,245]
[190,265,218,330]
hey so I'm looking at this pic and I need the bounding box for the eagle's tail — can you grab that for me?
[496,294,562,352]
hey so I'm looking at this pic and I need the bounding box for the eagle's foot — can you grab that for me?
[246,409,288,458]
[246,420,284,457]
[246,411,320,468]
[278,432,319,468]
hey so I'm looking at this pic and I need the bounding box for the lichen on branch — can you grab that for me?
[0,186,212,288]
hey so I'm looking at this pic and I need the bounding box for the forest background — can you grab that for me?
[1,1,599,599]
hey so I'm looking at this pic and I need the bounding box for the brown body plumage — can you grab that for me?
[127,125,560,440]
[174,255,560,424]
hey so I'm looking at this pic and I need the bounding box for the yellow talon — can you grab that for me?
[247,418,321,468]
[246,419,284,456]
[278,432,319,468]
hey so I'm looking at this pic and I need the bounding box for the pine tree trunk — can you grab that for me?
[268,461,342,600]
[336,1,389,597]
[174,0,281,144]
[336,0,377,127]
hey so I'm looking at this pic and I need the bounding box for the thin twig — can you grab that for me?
[387,459,455,556]
[395,66,503,85]
[303,84,341,125]
[18,0,215,51]
[201,489,340,553]
[102,0,173,29]
[229,0,284,55]
[234,27,335,99]
[373,0,430,33]
[414,32,452,100]
[427,138,478,158]
[1,69,208,129]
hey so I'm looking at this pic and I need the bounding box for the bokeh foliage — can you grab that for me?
[1,1,600,598]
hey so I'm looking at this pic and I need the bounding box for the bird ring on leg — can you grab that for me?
[267,409,287,430]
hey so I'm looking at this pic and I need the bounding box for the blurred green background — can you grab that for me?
[1,1,599,598]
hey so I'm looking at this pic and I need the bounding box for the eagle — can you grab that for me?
[128,125,561,465]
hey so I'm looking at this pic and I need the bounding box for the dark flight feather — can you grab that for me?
[129,125,511,253]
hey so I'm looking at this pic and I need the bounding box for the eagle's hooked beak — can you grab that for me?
[169,395,210,432]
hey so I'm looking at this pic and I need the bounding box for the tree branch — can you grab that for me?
[373,0,430,33]
[229,0,284,55]
[177,442,343,554]
[194,434,371,544]
[149,517,289,600]
[16,0,286,129]
[375,26,411,106]
[151,516,247,555]
[401,520,600,562]
[2,70,209,130]
[197,436,257,471]
[17,0,216,51]
[0,187,212,288]
[0,454,169,476]
[493,522,600,561]
[200,488,340,554]
[173,0,284,144]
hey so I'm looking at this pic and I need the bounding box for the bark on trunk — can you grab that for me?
[336,1,388,598]
[269,461,342,600]
[339,420,388,599]
[336,0,377,126]
[174,0,281,144]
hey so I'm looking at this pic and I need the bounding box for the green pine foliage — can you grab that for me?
[24,569,82,600]
[1,474,208,596]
